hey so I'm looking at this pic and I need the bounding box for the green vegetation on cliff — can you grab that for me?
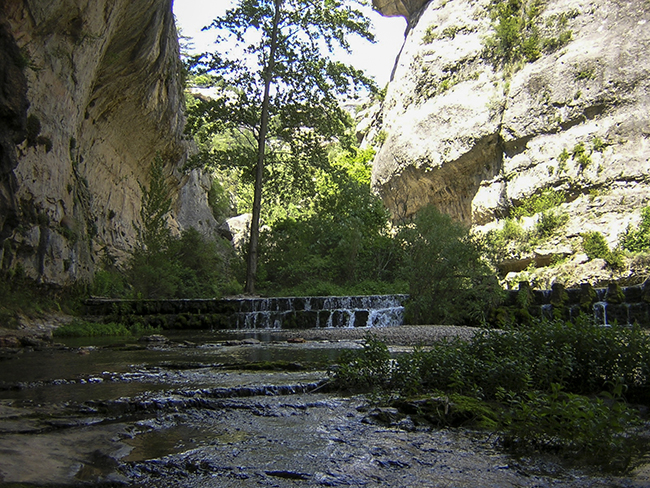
[622,207,650,253]
[483,0,575,68]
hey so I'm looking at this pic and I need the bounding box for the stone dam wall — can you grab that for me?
[502,281,650,327]
[84,295,408,330]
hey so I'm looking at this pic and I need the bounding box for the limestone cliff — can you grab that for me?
[0,0,216,286]
[372,0,650,287]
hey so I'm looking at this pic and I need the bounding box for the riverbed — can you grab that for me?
[0,326,649,487]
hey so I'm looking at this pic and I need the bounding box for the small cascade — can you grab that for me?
[228,295,407,330]
[505,280,650,326]
[540,304,553,320]
[593,302,609,326]
[84,294,408,330]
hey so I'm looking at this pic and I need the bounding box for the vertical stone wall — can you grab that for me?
[0,0,217,286]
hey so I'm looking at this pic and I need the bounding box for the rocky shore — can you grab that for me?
[0,317,480,350]
[240,324,480,346]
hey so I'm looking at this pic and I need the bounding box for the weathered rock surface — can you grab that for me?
[372,0,429,20]
[372,0,650,227]
[371,0,650,286]
[0,18,28,244]
[0,0,217,285]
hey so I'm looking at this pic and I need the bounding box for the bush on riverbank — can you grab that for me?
[332,318,650,468]
[397,206,504,326]
[0,270,86,328]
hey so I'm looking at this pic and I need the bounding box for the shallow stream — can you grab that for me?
[0,330,649,487]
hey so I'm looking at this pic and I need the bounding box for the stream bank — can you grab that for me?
[0,326,649,487]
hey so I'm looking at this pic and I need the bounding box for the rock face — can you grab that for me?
[372,0,650,226]
[372,0,429,20]
[371,0,650,285]
[0,19,28,245]
[0,0,217,285]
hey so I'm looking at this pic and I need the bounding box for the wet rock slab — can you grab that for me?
[118,393,642,488]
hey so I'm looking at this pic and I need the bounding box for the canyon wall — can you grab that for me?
[371,0,650,286]
[0,0,216,286]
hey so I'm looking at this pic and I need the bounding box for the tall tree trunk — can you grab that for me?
[245,0,282,294]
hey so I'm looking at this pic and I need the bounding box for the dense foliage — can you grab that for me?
[257,148,404,296]
[333,318,650,467]
[93,158,242,300]
[398,206,504,325]
[188,0,376,292]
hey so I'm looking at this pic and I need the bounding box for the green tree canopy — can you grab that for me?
[187,0,377,293]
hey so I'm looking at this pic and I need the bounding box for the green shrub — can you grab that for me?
[621,207,650,253]
[581,231,623,268]
[334,334,392,390]
[512,188,566,219]
[422,26,437,44]
[397,205,504,325]
[592,136,607,152]
[483,218,533,263]
[500,383,637,464]
[483,0,573,68]
[332,318,650,464]
[534,209,568,237]
[335,318,650,401]
[92,268,129,298]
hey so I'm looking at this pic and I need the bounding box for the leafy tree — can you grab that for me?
[258,148,401,295]
[134,156,173,255]
[189,0,376,293]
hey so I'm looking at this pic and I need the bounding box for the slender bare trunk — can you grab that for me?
[245,0,282,294]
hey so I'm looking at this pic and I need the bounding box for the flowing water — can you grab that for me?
[0,331,649,487]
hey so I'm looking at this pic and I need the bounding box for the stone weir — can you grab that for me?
[504,281,650,327]
[84,295,409,330]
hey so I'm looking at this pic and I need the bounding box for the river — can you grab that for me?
[0,329,648,487]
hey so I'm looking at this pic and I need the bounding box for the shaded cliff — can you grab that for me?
[0,0,216,286]
[371,0,650,286]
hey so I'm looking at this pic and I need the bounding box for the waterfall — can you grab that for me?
[228,295,407,330]
[593,302,609,326]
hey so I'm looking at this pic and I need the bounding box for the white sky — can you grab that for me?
[172,0,407,87]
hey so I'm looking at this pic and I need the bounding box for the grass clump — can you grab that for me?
[53,319,159,338]
[511,188,565,219]
[331,318,650,468]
